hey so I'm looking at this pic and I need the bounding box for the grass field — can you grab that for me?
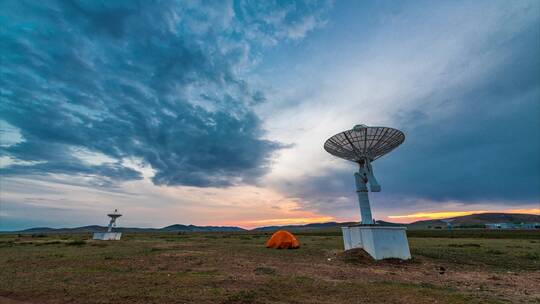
[0,230,539,304]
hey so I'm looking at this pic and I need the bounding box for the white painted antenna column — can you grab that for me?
[354,171,373,224]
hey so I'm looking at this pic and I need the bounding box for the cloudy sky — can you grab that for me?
[1,0,539,230]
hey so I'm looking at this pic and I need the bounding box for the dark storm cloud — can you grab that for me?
[284,9,540,211]
[380,23,540,203]
[0,0,329,187]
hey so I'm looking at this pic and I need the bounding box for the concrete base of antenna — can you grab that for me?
[92,232,122,240]
[341,226,411,260]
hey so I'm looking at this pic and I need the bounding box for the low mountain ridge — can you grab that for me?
[161,224,245,232]
[6,212,539,233]
[252,220,402,231]
[448,213,540,224]
[408,213,540,229]
[13,224,245,234]
[253,221,350,231]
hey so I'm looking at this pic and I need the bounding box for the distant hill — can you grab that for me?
[448,213,540,224]
[252,220,402,231]
[253,213,540,231]
[407,219,448,229]
[253,221,350,231]
[161,224,245,232]
[18,225,110,233]
[408,213,540,229]
[13,224,245,234]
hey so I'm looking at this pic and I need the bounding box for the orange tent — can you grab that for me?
[265,230,300,249]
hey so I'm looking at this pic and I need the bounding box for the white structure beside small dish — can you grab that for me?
[93,209,122,240]
[324,124,411,260]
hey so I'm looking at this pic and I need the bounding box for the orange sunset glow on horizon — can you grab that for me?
[386,208,540,222]
[211,208,540,229]
[239,216,336,228]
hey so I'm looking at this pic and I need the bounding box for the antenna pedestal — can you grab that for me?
[92,232,122,240]
[341,226,411,260]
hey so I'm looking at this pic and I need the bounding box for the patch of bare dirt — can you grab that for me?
[0,296,35,304]
[198,247,540,303]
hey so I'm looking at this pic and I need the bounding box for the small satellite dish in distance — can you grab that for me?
[93,209,123,241]
[106,209,122,232]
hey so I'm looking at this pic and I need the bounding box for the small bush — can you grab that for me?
[448,243,481,248]
[35,241,61,246]
[0,240,15,247]
[222,290,257,304]
[90,242,107,247]
[419,282,437,289]
[522,252,539,260]
[254,266,276,275]
[66,240,86,246]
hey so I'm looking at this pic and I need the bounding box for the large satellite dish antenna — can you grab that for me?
[324,124,404,224]
[324,124,410,260]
